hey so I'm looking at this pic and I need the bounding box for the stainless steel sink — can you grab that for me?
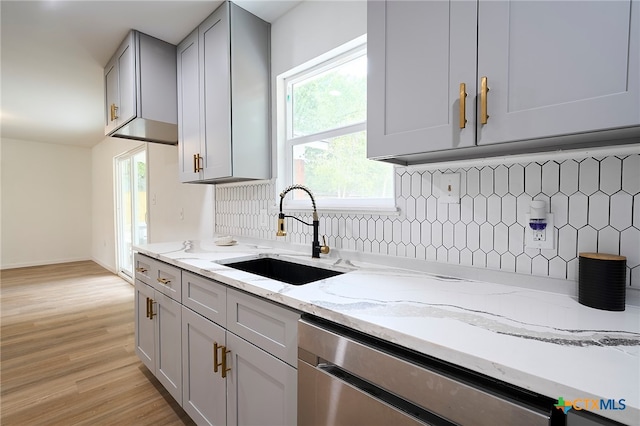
[222,257,344,285]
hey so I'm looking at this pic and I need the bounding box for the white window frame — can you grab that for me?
[276,37,397,214]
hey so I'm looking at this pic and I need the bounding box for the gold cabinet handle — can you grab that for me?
[213,342,231,378]
[193,154,204,173]
[110,104,119,121]
[145,297,150,318]
[221,345,231,378]
[157,277,171,285]
[459,83,467,129]
[480,76,489,125]
[196,154,203,172]
[214,342,222,373]
[148,298,156,320]
[135,267,147,273]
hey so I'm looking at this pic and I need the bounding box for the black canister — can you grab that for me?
[578,253,626,311]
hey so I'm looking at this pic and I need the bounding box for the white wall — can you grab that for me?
[271,1,366,76]
[147,143,214,243]
[91,137,214,273]
[1,138,92,268]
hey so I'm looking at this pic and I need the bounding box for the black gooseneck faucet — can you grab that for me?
[277,185,329,258]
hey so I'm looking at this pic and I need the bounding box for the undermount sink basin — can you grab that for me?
[223,257,344,285]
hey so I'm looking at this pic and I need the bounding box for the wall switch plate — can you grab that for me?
[439,173,461,204]
[525,213,554,249]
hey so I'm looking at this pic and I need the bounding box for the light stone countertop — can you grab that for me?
[134,239,640,425]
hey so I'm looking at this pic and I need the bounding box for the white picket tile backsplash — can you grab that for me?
[215,154,640,287]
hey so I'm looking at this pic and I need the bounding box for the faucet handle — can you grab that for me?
[320,235,330,255]
[276,214,287,237]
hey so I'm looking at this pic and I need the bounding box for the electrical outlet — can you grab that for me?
[439,173,461,204]
[525,213,554,249]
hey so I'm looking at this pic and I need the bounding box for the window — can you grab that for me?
[280,41,395,211]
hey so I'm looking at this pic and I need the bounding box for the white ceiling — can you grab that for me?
[0,0,300,148]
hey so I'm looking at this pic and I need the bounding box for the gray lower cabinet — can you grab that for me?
[182,305,226,425]
[134,279,183,404]
[226,332,297,426]
[134,279,155,369]
[137,266,299,426]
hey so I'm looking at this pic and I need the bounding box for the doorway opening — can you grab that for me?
[115,146,148,282]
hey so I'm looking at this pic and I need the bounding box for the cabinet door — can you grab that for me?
[367,0,477,159]
[155,292,182,404]
[226,333,297,426]
[200,5,233,180]
[116,32,136,128]
[104,57,119,135]
[182,307,227,426]
[177,29,202,183]
[477,0,640,145]
[134,280,155,372]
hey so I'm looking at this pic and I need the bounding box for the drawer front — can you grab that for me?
[226,288,300,367]
[134,253,155,284]
[153,261,182,302]
[182,271,227,327]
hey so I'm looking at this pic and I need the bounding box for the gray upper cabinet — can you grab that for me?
[367,0,477,160]
[104,32,135,136]
[104,30,178,144]
[367,0,640,163]
[477,0,639,146]
[177,1,271,184]
[177,29,201,183]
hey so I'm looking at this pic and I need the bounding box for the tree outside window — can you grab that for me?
[285,44,394,208]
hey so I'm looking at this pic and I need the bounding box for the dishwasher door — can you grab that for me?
[298,317,556,426]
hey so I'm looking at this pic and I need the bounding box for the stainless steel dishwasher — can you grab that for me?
[298,316,562,426]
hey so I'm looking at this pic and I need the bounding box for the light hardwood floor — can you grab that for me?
[1,261,195,425]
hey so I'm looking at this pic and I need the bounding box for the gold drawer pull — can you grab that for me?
[135,267,147,273]
[157,277,171,285]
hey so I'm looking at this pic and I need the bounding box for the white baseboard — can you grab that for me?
[90,257,118,274]
[0,257,92,270]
